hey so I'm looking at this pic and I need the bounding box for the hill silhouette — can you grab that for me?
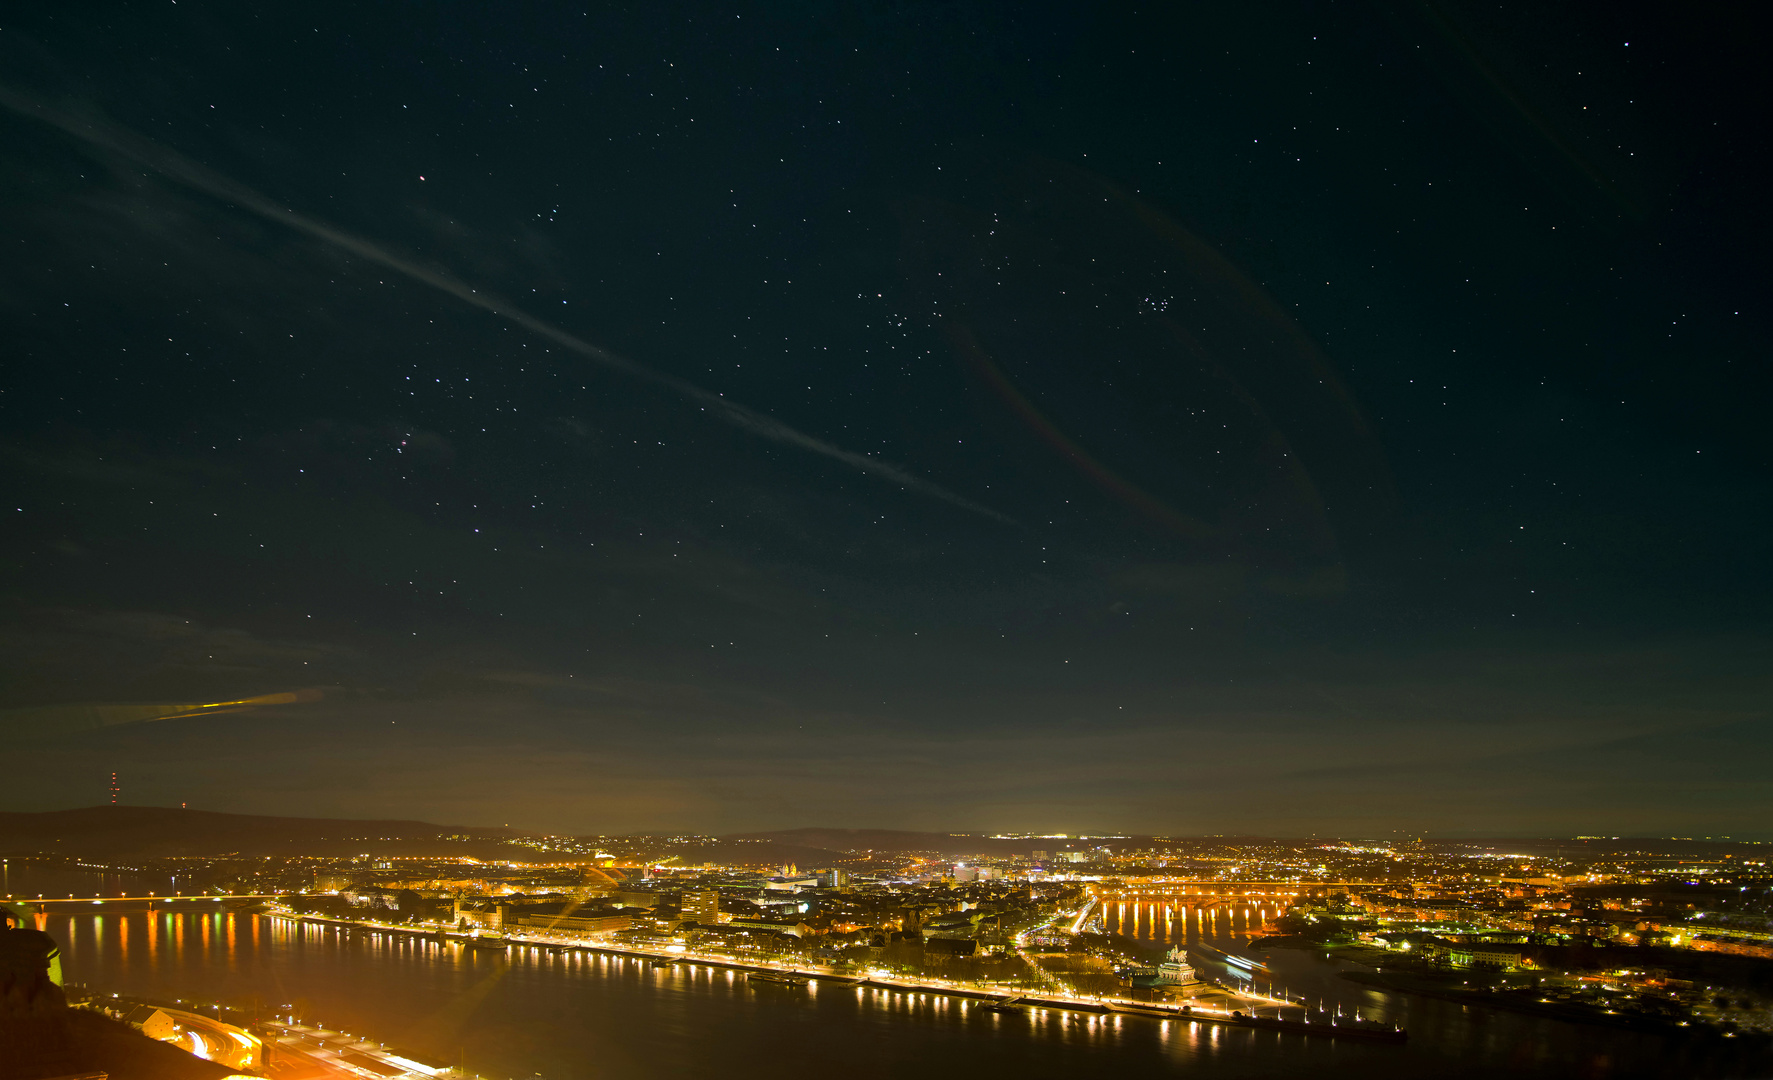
[0,809,1094,863]
[0,806,518,858]
[727,827,1043,858]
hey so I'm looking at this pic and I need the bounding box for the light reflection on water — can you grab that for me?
[1103,898,1282,948]
[19,870,1757,1080]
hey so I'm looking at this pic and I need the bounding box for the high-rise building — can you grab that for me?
[681,889,720,924]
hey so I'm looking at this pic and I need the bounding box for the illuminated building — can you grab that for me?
[682,889,721,924]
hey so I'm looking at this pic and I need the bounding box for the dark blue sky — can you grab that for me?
[1,0,1768,836]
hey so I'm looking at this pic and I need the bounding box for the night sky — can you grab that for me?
[2,2,1768,837]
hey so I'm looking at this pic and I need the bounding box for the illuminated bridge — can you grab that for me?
[1091,882,1392,902]
[12,894,282,911]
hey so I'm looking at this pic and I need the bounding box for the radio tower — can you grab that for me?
[110,771,120,804]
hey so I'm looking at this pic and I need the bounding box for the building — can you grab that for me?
[453,898,509,931]
[924,911,980,935]
[1688,934,1773,960]
[111,1001,265,1072]
[121,1005,179,1043]
[1422,939,1529,971]
[341,885,401,911]
[682,890,721,925]
[507,912,632,936]
[725,916,805,937]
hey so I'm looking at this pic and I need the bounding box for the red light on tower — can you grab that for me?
[110,771,120,804]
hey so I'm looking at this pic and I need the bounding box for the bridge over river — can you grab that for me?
[11,893,281,911]
[1091,882,1393,902]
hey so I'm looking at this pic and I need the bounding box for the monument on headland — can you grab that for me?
[1155,945,1198,985]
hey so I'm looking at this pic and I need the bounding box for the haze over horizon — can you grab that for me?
[7,804,1764,855]
[2,2,1769,839]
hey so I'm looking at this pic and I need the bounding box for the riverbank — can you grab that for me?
[267,911,1405,1043]
[1338,969,1766,1047]
[39,897,1773,1078]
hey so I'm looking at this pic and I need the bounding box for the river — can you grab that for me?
[11,867,1766,1079]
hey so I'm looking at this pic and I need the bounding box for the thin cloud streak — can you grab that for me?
[0,86,1012,524]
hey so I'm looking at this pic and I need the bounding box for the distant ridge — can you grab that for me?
[0,808,909,864]
[0,810,1054,863]
[11,809,1737,864]
[0,805,518,858]
[727,827,1045,858]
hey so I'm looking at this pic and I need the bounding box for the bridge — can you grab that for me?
[1092,882,1392,901]
[9,894,283,910]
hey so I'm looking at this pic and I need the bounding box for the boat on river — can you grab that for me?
[464,934,511,950]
